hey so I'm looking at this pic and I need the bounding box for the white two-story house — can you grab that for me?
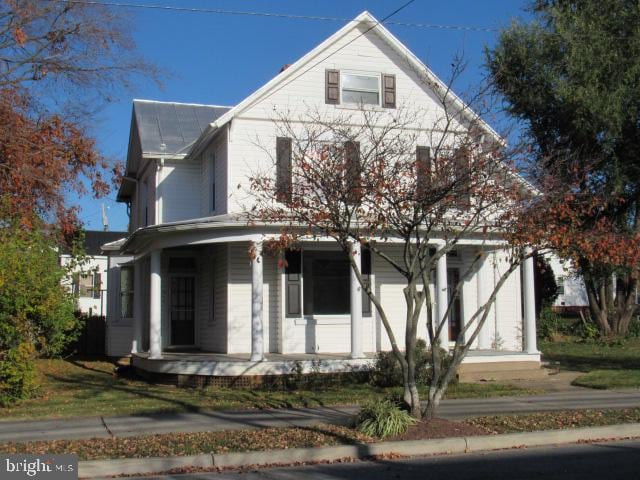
[104,11,542,382]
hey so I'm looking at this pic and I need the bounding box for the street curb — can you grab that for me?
[78,423,640,478]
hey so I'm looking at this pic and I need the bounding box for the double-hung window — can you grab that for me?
[341,72,380,106]
[120,266,134,319]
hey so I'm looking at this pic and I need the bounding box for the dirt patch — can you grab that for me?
[388,418,491,441]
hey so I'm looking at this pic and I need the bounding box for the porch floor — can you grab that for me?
[132,351,376,377]
[131,349,541,377]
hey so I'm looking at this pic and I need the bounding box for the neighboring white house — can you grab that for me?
[546,254,589,312]
[60,230,128,317]
[104,11,542,381]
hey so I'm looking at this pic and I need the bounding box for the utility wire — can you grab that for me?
[54,0,501,33]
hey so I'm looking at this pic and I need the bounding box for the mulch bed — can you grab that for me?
[388,418,491,441]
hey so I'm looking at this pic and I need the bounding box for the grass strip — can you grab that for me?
[468,408,640,434]
[0,424,373,461]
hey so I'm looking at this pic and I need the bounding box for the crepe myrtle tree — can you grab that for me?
[248,80,536,420]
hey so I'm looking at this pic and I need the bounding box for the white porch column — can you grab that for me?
[523,252,538,354]
[349,241,364,359]
[476,252,493,350]
[149,250,162,359]
[132,259,143,354]
[250,241,265,362]
[436,244,449,347]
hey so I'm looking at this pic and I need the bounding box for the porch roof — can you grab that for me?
[115,213,511,257]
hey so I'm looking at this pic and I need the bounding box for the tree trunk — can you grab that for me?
[583,266,637,336]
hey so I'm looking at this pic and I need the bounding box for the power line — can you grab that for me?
[54,0,501,33]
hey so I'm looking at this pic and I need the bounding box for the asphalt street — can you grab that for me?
[1,388,639,442]
[130,439,640,480]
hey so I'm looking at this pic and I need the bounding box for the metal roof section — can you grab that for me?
[133,99,232,157]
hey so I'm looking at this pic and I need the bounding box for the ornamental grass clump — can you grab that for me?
[355,400,417,439]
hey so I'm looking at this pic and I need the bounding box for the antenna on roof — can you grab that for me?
[101,203,109,232]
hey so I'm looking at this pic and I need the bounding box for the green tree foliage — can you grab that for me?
[0,219,78,406]
[486,0,640,335]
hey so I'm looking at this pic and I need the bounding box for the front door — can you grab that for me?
[170,276,195,346]
[447,268,462,341]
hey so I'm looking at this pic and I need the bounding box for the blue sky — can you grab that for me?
[78,0,530,232]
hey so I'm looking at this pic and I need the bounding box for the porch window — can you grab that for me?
[120,266,134,319]
[285,249,372,317]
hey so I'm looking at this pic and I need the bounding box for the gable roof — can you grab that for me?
[187,10,502,160]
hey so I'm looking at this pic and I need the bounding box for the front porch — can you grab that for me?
[117,222,541,378]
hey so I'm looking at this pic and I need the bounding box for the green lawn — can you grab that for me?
[540,337,640,389]
[0,358,539,421]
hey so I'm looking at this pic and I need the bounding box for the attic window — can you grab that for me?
[342,72,380,105]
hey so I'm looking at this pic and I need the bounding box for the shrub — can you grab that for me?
[0,342,37,406]
[626,316,640,338]
[537,306,564,340]
[355,399,417,438]
[371,339,445,388]
[0,221,79,406]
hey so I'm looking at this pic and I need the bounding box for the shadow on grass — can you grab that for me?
[43,373,203,414]
[543,353,640,372]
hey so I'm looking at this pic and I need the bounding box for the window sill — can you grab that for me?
[335,103,386,112]
[292,315,372,326]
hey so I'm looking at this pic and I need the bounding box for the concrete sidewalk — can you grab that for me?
[1,388,639,443]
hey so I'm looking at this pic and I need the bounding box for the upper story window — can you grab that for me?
[325,69,396,108]
[342,72,380,105]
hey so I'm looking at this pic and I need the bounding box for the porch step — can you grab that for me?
[457,361,548,382]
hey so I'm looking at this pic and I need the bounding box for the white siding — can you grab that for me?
[199,129,228,217]
[226,25,466,214]
[374,244,433,352]
[493,250,524,351]
[548,254,588,308]
[159,160,202,223]
[130,158,157,231]
[199,244,228,352]
[227,243,279,354]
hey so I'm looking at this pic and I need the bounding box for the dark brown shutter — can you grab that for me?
[344,141,361,202]
[416,146,431,199]
[453,146,471,206]
[285,250,301,316]
[382,74,396,108]
[361,248,372,316]
[276,137,292,202]
[325,69,340,104]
